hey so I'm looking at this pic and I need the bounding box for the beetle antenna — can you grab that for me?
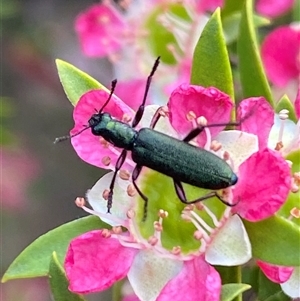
[98,79,118,113]
[53,125,91,144]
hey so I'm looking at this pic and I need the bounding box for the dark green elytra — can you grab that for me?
[132,128,237,190]
[89,113,237,190]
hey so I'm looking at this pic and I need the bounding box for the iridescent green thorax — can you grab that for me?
[89,112,137,150]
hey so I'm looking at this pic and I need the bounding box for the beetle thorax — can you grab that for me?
[89,112,137,150]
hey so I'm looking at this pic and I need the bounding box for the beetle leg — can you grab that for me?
[150,106,169,129]
[107,149,128,212]
[173,180,236,206]
[131,57,160,128]
[183,121,243,143]
[132,165,149,221]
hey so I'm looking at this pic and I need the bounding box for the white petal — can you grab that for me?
[268,115,297,149]
[205,215,252,266]
[128,250,183,301]
[215,130,259,169]
[87,172,132,226]
[281,266,300,298]
[140,105,178,138]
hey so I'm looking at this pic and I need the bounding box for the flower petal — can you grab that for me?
[115,79,151,111]
[257,260,294,283]
[238,97,274,149]
[256,0,294,18]
[268,114,297,152]
[75,4,126,57]
[65,230,138,294]
[280,266,300,298]
[215,130,259,169]
[71,89,134,169]
[232,149,291,221]
[87,172,133,226]
[168,84,233,145]
[139,105,178,138]
[261,25,300,87]
[205,215,252,265]
[127,250,183,301]
[157,256,221,301]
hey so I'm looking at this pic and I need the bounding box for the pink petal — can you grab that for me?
[196,0,224,12]
[168,84,233,145]
[232,148,291,221]
[114,79,151,111]
[65,230,138,294]
[257,260,294,283]
[157,256,221,301]
[75,4,126,57]
[261,26,300,87]
[295,85,300,119]
[71,89,134,168]
[256,0,295,18]
[237,97,274,149]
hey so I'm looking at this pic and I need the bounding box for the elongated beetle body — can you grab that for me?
[131,128,237,190]
[56,57,240,219]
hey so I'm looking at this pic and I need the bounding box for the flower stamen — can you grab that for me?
[101,156,111,166]
[119,169,130,180]
[275,109,290,150]
[288,207,300,220]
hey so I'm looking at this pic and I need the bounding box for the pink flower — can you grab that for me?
[75,4,127,57]
[65,84,293,300]
[167,84,234,145]
[70,89,134,170]
[261,25,300,88]
[256,0,295,18]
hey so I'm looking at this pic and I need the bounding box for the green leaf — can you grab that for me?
[49,252,86,301]
[221,283,251,301]
[191,8,234,99]
[222,12,270,45]
[243,215,300,266]
[242,265,259,293]
[237,0,273,105]
[275,94,298,123]
[2,216,108,282]
[56,59,106,106]
[257,269,290,301]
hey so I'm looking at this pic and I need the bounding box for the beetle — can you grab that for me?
[55,57,240,219]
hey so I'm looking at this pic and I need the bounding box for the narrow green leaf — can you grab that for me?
[275,94,297,123]
[2,216,108,282]
[223,12,270,45]
[49,252,86,301]
[56,59,106,106]
[243,215,300,266]
[237,0,273,105]
[221,283,251,301]
[191,8,234,99]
